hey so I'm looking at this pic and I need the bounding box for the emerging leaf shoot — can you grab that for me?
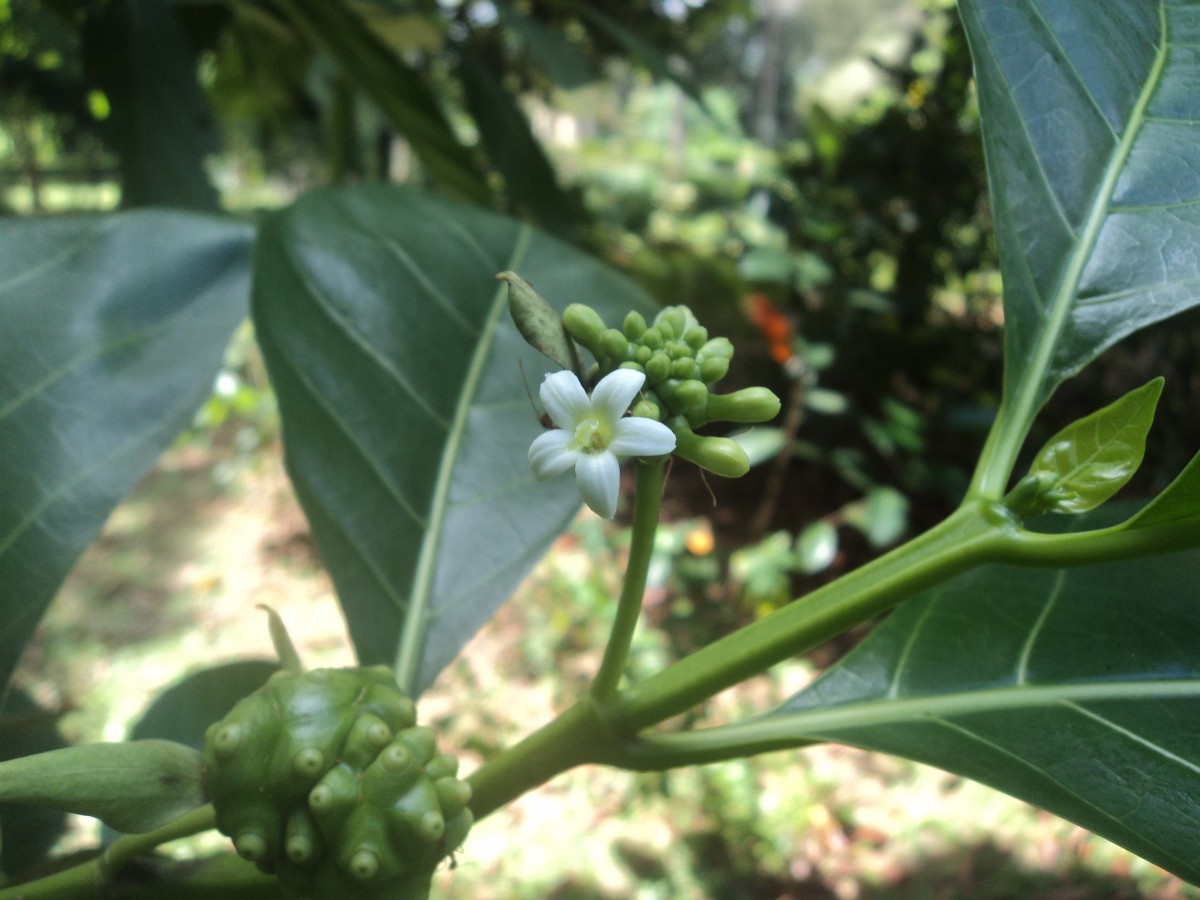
[1005,378,1164,518]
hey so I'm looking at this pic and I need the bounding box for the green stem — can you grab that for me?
[605,727,817,771]
[465,501,1012,818]
[612,501,1010,733]
[0,805,217,900]
[466,698,608,821]
[996,517,1200,567]
[591,460,665,703]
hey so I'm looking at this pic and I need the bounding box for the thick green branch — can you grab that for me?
[612,501,1010,733]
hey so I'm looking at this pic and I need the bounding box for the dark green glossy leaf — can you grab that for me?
[83,0,219,209]
[573,4,707,109]
[768,531,1200,883]
[0,740,204,834]
[128,661,278,749]
[1019,377,1163,515]
[458,40,582,236]
[497,4,594,89]
[99,660,275,845]
[275,0,491,205]
[963,1,1200,491]
[0,213,252,692]
[251,185,655,695]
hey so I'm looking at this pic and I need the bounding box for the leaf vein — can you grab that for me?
[269,340,429,530]
[281,240,450,429]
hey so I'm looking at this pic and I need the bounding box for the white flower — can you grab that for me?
[529,369,676,518]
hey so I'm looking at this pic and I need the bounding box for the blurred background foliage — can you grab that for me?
[4,0,1200,894]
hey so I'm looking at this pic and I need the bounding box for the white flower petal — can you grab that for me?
[609,417,677,458]
[590,368,646,423]
[575,451,621,519]
[529,429,577,479]
[539,371,591,429]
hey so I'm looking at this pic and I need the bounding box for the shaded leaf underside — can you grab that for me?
[772,537,1200,883]
[963,0,1200,493]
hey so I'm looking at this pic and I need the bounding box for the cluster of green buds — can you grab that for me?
[202,615,471,900]
[501,272,780,479]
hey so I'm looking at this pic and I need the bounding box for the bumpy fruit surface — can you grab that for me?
[202,666,472,900]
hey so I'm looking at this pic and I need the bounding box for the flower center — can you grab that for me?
[572,417,610,453]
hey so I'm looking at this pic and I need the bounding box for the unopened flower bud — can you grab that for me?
[698,337,734,361]
[704,387,781,425]
[670,357,696,380]
[699,356,730,384]
[562,304,608,353]
[623,311,647,340]
[670,422,751,478]
[599,328,629,361]
[644,351,671,384]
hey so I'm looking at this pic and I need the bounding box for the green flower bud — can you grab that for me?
[683,325,709,350]
[674,379,708,413]
[697,337,734,361]
[599,328,629,362]
[640,326,663,350]
[632,398,662,421]
[623,311,647,340]
[654,307,689,339]
[562,304,608,354]
[634,345,653,364]
[670,357,696,380]
[671,422,751,478]
[699,355,730,384]
[703,387,782,425]
[644,350,671,384]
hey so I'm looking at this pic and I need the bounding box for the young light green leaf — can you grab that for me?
[0,740,204,834]
[1121,449,1200,533]
[963,2,1200,497]
[1011,377,1162,516]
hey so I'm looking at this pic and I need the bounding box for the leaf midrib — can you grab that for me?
[972,1,1171,498]
[772,677,1200,738]
[393,224,534,695]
